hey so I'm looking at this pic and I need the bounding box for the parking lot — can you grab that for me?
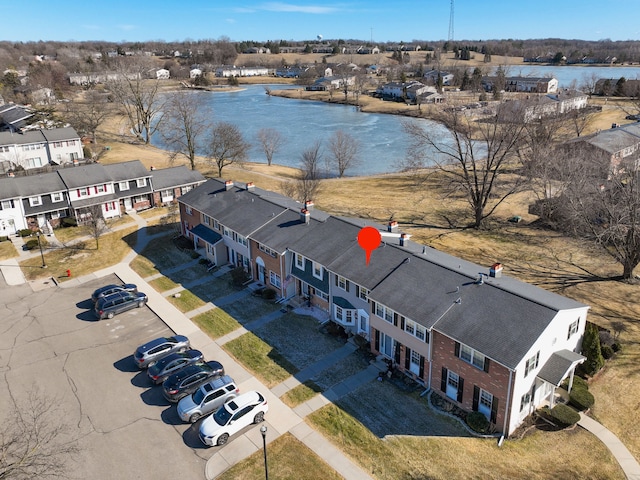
[0,274,209,479]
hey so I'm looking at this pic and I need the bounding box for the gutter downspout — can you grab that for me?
[427,298,461,391]
[502,369,514,437]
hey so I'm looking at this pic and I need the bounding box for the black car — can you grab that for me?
[147,350,205,385]
[162,362,225,402]
[91,283,138,303]
[94,291,148,320]
[625,114,640,121]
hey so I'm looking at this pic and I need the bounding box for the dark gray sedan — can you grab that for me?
[91,283,138,303]
[147,350,204,385]
[162,362,225,403]
[134,335,191,369]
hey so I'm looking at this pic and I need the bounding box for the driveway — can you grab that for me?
[0,274,207,480]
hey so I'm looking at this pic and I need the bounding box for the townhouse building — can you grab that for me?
[178,178,589,436]
[0,162,205,234]
[0,127,83,173]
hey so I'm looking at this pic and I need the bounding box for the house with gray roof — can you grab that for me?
[0,127,82,174]
[178,178,589,436]
[149,166,206,206]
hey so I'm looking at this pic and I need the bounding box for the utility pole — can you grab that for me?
[448,0,454,43]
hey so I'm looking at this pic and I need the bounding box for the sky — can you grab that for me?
[0,0,638,43]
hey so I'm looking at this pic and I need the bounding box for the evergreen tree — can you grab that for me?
[460,70,470,91]
[615,77,627,96]
[582,323,605,376]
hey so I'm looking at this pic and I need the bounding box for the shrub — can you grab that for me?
[0,235,8,242]
[198,258,209,265]
[230,266,251,286]
[581,323,604,376]
[612,342,622,353]
[189,251,200,259]
[19,229,32,237]
[550,404,580,426]
[566,375,589,392]
[601,345,614,359]
[24,239,39,250]
[261,288,277,300]
[466,411,490,433]
[61,217,77,228]
[569,388,595,411]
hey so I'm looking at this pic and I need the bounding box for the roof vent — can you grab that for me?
[224,180,234,191]
[246,181,255,190]
[388,220,398,233]
[489,263,503,278]
[300,208,310,224]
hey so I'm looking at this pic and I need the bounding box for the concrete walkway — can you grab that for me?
[579,413,640,480]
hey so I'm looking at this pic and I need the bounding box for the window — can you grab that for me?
[181,185,193,195]
[524,351,540,377]
[520,392,531,412]
[459,344,486,370]
[185,206,192,215]
[96,184,106,193]
[269,271,281,288]
[446,371,460,401]
[317,290,329,301]
[51,192,63,203]
[335,305,343,321]
[136,178,147,188]
[345,309,353,324]
[479,389,493,417]
[223,227,230,237]
[337,275,347,290]
[1,200,14,209]
[104,202,117,212]
[53,141,62,148]
[0,146,9,152]
[259,244,277,257]
[358,286,369,301]
[66,140,76,147]
[236,234,247,247]
[29,196,42,207]
[295,253,304,269]
[567,319,579,339]
[119,181,129,191]
[213,219,219,230]
[312,262,322,279]
[161,190,173,201]
[203,215,212,226]
[134,195,146,203]
[78,188,89,197]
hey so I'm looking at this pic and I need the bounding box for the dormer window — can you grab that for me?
[312,261,322,280]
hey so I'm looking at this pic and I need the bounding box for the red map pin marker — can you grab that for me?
[357,226,381,266]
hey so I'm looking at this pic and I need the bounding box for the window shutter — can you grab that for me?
[94,186,98,194]
[535,351,540,368]
[346,280,350,292]
[404,347,410,369]
[419,355,425,378]
[371,301,376,314]
[355,285,360,297]
[334,275,338,286]
[374,329,380,352]
[491,397,499,424]
[472,386,480,411]
[426,330,430,344]
[440,367,447,392]
[393,312,398,326]
[454,342,460,357]
[400,316,405,330]
[457,377,464,403]
[76,189,80,195]
[483,357,490,373]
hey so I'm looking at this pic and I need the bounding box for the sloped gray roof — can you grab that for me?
[0,177,22,200]
[103,160,150,182]
[0,129,45,146]
[537,349,585,386]
[57,164,111,189]
[150,166,206,190]
[13,171,67,196]
[40,127,80,142]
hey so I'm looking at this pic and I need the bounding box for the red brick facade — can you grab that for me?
[249,240,286,296]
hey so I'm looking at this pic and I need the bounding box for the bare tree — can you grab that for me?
[206,122,250,177]
[80,205,108,249]
[328,130,360,178]
[0,387,78,480]
[282,141,323,203]
[161,91,209,170]
[256,128,283,166]
[561,153,640,280]
[107,60,165,144]
[402,106,526,228]
[62,88,112,145]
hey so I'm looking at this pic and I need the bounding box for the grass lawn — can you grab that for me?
[0,240,18,260]
[189,275,238,302]
[135,234,195,270]
[218,432,343,480]
[166,289,207,312]
[281,381,322,408]
[129,254,159,278]
[224,332,297,388]
[221,294,282,323]
[137,206,169,219]
[308,404,624,480]
[148,276,180,292]
[191,307,240,339]
[20,226,138,281]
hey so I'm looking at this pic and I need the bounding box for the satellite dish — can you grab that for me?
[317,34,323,41]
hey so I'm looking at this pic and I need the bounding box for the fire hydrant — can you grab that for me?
[66,269,71,278]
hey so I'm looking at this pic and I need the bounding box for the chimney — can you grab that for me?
[388,220,398,233]
[304,200,314,210]
[246,181,255,190]
[224,180,234,191]
[489,263,503,278]
[300,208,310,224]
[399,233,409,247]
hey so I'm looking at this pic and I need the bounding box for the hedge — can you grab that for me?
[466,411,490,433]
[24,239,39,250]
[0,235,9,242]
[569,388,595,411]
[18,229,32,237]
[550,404,580,426]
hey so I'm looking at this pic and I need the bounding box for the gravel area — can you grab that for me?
[254,313,345,370]
[337,381,471,438]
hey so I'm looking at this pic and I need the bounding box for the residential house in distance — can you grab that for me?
[0,127,83,173]
[0,103,34,132]
[424,70,455,86]
[215,66,269,77]
[177,178,589,436]
[483,76,559,94]
[149,166,206,206]
[306,75,355,92]
[501,90,590,123]
[375,81,437,102]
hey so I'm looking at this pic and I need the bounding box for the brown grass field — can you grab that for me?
[87,82,640,477]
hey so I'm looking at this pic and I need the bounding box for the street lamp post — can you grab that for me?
[36,231,46,268]
[260,425,268,480]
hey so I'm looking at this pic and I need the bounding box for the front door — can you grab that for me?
[124,197,132,210]
[446,371,459,401]
[357,309,369,336]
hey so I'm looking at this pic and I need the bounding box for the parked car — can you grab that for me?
[198,391,268,446]
[134,335,190,369]
[94,291,148,320]
[177,375,238,423]
[91,283,137,303]
[147,350,204,385]
[162,362,225,402]
[625,114,640,121]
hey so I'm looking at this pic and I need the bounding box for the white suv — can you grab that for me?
[198,391,268,446]
[177,375,239,423]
